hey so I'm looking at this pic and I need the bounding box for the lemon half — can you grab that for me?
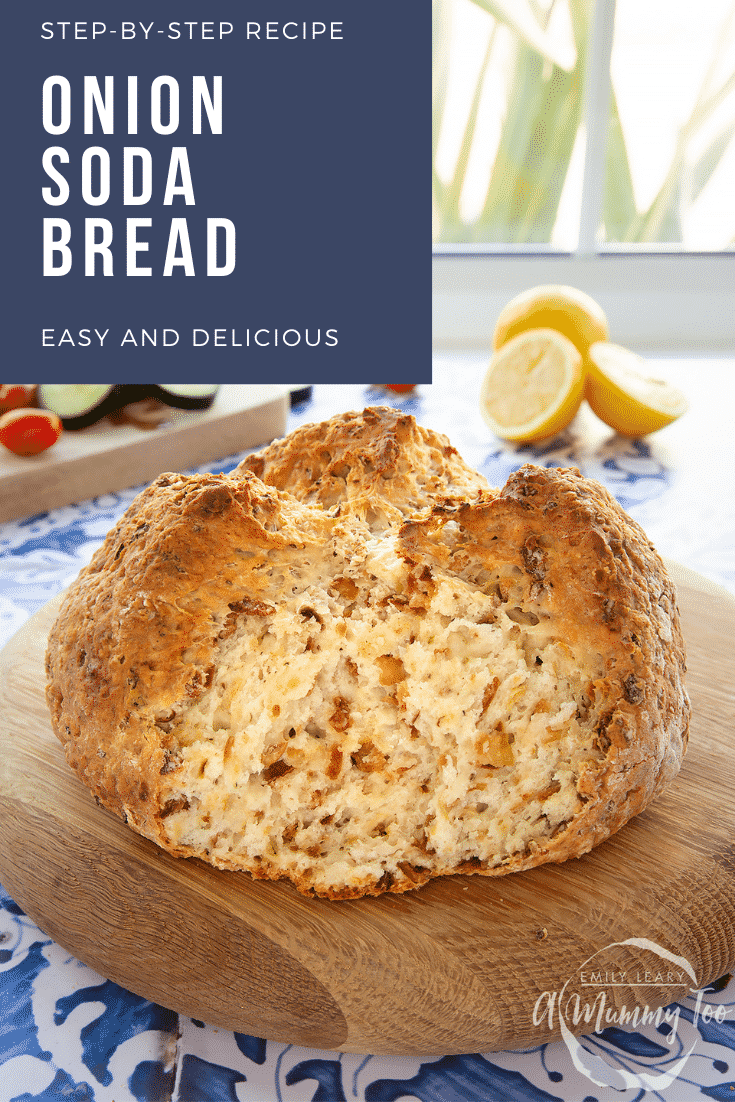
[586,342,688,436]
[480,328,585,443]
[493,284,608,361]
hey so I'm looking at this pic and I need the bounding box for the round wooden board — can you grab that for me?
[0,562,734,1056]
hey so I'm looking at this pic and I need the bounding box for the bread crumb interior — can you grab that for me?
[157,528,607,896]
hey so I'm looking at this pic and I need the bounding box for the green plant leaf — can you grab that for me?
[432,0,452,235]
[441,28,499,241]
[433,0,451,159]
[623,69,735,243]
[515,63,586,242]
[472,0,590,243]
[468,0,576,70]
[690,123,735,203]
[602,90,637,242]
[626,156,684,243]
[469,40,548,241]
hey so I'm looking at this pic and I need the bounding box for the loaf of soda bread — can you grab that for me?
[45,406,689,898]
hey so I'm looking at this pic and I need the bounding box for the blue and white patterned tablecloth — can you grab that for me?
[1,359,734,1102]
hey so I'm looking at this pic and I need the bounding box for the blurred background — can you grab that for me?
[432,0,735,350]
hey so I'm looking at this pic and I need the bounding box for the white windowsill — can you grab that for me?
[433,252,735,353]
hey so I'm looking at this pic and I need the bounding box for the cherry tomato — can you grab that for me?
[0,384,36,412]
[383,384,417,393]
[0,408,62,456]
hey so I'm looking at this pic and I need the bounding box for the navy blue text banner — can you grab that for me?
[4,3,430,384]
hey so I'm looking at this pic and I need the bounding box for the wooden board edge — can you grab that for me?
[0,386,290,524]
[0,563,734,1055]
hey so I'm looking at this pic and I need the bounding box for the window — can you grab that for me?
[433,0,735,349]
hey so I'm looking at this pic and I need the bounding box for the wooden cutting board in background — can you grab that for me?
[0,561,733,1056]
[0,384,291,523]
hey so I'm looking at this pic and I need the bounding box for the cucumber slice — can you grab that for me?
[36,385,149,429]
[37,383,219,428]
[152,385,219,410]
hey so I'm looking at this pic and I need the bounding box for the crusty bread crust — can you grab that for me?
[45,407,689,898]
[238,404,491,522]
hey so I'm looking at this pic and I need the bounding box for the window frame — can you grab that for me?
[432,0,735,352]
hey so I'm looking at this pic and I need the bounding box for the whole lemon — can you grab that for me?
[493,285,608,364]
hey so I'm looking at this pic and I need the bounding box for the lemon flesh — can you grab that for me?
[586,342,688,436]
[480,328,585,443]
[493,284,608,360]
